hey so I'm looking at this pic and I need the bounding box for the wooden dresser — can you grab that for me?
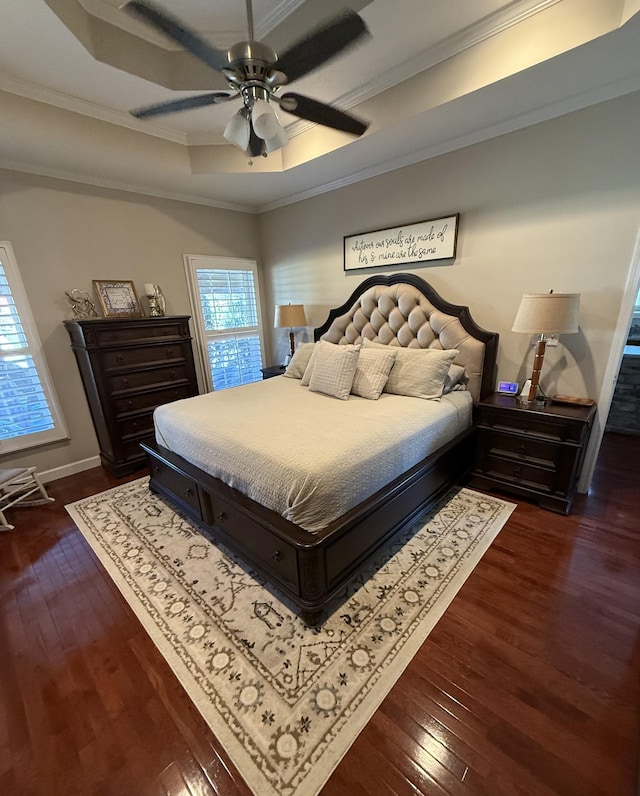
[470,393,596,514]
[64,316,199,476]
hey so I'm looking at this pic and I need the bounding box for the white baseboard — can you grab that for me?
[40,455,102,484]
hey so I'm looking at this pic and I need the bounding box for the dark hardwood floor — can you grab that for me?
[1,432,638,795]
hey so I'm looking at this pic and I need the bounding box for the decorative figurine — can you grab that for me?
[65,289,98,318]
[144,284,166,316]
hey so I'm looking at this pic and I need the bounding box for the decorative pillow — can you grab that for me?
[284,342,315,379]
[350,347,397,399]
[443,363,468,394]
[363,339,458,399]
[307,341,360,400]
[300,342,321,386]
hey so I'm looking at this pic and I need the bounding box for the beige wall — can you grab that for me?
[260,92,640,423]
[0,171,259,476]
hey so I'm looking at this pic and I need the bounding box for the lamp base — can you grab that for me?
[516,396,546,409]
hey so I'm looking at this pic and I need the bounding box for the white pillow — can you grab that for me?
[350,347,397,399]
[300,342,321,386]
[363,339,458,399]
[284,342,315,379]
[307,341,360,400]
[443,363,468,394]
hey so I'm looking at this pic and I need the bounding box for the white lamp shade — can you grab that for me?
[252,99,281,140]
[512,292,580,334]
[274,303,307,328]
[223,109,250,151]
[264,125,288,153]
[144,283,156,296]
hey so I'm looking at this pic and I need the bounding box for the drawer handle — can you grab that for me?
[122,378,130,387]
[519,443,527,452]
[216,512,226,523]
[513,466,522,476]
[170,370,176,378]
[116,354,125,363]
[166,348,174,357]
[153,465,160,473]
[271,550,281,562]
[127,400,133,408]
[184,487,193,498]
[132,421,139,430]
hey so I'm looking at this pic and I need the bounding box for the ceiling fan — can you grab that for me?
[125,0,371,158]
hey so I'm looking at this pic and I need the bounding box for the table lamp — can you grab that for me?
[274,303,307,365]
[512,290,580,407]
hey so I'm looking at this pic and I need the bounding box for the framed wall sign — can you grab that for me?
[344,214,459,271]
[93,280,143,318]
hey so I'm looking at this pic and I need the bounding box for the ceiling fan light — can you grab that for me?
[264,126,288,153]
[223,109,250,151]
[251,99,281,141]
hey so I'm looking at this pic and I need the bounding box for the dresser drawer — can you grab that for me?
[117,412,156,439]
[107,363,190,395]
[120,435,154,464]
[101,343,189,371]
[480,408,585,443]
[113,384,191,415]
[88,320,189,346]
[481,428,562,467]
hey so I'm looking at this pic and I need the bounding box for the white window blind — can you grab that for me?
[185,257,265,391]
[0,242,68,454]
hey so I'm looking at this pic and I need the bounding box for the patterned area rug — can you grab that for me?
[66,479,515,796]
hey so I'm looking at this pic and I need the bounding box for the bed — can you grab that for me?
[141,273,498,625]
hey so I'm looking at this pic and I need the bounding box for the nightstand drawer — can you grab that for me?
[480,408,586,443]
[482,428,562,467]
[483,453,554,492]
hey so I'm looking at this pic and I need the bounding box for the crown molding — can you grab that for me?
[0,74,188,145]
[257,72,640,213]
[0,161,257,214]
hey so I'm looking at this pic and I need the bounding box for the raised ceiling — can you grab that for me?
[1,0,639,212]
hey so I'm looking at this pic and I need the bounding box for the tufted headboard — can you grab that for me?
[314,273,498,404]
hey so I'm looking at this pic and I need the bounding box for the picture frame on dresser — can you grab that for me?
[93,279,142,318]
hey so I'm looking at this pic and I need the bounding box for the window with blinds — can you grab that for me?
[0,242,68,454]
[185,257,265,391]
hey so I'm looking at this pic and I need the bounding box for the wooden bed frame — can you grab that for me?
[141,273,498,625]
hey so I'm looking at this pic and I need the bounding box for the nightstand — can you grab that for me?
[469,393,596,514]
[261,365,286,379]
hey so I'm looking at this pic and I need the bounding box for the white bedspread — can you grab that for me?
[153,376,473,534]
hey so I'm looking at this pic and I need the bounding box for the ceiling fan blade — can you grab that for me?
[276,9,370,84]
[132,92,235,120]
[278,93,368,137]
[125,1,228,74]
